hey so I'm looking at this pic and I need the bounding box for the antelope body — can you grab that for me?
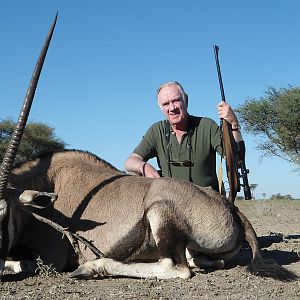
[3,149,294,280]
[8,150,241,278]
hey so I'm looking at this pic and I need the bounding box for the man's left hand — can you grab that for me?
[217,101,238,127]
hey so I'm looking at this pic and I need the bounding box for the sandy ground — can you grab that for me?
[1,199,299,300]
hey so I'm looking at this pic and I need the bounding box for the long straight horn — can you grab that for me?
[0,13,58,199]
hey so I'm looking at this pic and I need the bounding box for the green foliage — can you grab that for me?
[270,193,294,200]
[236,86,300,168]
[0,118,66,163]
[250,184,258,190]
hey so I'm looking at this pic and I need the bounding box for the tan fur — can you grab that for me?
[6,150,297,280]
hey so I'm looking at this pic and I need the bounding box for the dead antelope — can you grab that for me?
[5,149,296,281]
[0,16,297,282]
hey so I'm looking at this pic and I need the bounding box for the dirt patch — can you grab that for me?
[1,200,300,300]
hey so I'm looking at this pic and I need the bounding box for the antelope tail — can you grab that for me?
[237,209,298,281]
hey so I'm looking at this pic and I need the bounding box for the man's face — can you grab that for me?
[157,85,188,127]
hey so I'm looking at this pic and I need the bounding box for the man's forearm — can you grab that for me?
[124,154,145,175]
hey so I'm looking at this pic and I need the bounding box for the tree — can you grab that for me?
[236,86,300,169]
[0,118,66,163]
[270,193,293,200]
[249,183,258,199]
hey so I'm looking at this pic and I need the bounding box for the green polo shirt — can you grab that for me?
[133,115,223,191]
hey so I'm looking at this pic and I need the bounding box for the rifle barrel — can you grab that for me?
[213,45,226,103]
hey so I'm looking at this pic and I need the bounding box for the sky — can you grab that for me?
[1,0,299,199]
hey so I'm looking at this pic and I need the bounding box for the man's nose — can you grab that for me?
[169,102,177,109]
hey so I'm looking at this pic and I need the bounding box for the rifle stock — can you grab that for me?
[213,45,252,201]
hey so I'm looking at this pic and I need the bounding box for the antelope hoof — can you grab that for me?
[70,265,95,279]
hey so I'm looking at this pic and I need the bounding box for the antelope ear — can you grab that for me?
[19,190,57,209]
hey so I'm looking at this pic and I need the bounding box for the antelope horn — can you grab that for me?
[0,13,58,199]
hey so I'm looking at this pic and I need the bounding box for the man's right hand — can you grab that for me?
[124,153,161,178]
[142,162,161,178]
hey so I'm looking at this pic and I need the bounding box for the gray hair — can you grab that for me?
[156,81,188,103]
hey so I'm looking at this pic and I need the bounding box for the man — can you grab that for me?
[124,81,243,192]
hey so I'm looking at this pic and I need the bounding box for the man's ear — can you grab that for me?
[185,94,188,108]
[157,101,163,111]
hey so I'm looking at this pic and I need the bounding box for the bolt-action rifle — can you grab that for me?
[213,45,252,202]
